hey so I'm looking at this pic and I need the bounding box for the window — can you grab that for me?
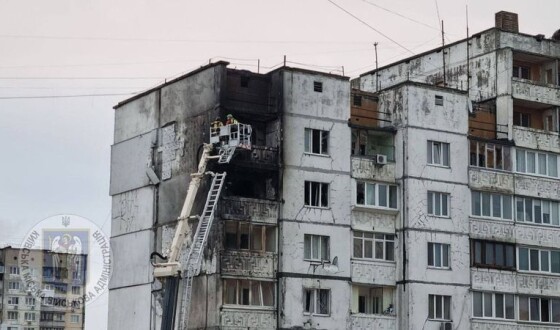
[351,129,394,161]
[519,296,560,323]
[516,197,560,227]
[469,141,511,170]
[355,286,395,315]
[7,311,18,320]
[513,65,530,79]
[26,297,36,305]
[516,149,558,177]
[41,311,54,321]
[313,81,323,93]
[471,191,512,220]
[472,291,515,319]
[356,181,397,209]
[9,266,19,274]
[304,288,330,315]
[72,286,81,295]
[472,240,516,269]
[43,284,54,291]
[435,95,444,106]
[304,181,329,208]
[223,279,274,307]
[304,234,329,261]
[8,296,19,305]
[25,312,36,321]
[71,315,80,323]
[427,141,450,167]
[353,95,362,106]
[224,221,276,252]
[518,247,560,274]
[428,295,451,320]
[353,232,394,261]
[428,243,450,268]
[513,112,531,127]
[240,75,249,88]
[304,128,329,155]
[8,281,20,290]
[428,192,450,217]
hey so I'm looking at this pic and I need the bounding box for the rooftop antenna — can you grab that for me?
[374,42,379,91]
[466,4,471,97]
[441,20,446,86]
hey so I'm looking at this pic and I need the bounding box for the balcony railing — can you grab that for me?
[351,314,396,330]
[220,196,279,224]
[220,250,276,278]
[232,145,278,167]
[351,156,396,183]
[220,307,276,329]
[471,268,560,297]
[351,260,396,286]
[512,77,560,107]
[513,125,560,154]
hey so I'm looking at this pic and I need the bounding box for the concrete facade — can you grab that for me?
[109,11,560,330]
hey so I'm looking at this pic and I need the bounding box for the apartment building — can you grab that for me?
[108,11,560,330]
[0,247,86,330]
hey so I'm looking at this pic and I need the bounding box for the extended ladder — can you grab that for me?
[218,146,236,164]
[178,172,226,329]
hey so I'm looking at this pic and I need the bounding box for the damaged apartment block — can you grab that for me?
[109,10,560,330]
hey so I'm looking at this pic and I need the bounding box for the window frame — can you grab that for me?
[427,191,450,218]
[518,246,560,275]
[224,221,277,253]
[471,239,516,270]
[223,279,275,308]
[518,295,560,324]
[516,148,558,178]
[355,181,398,210]
[428,294,452,321]
[469,140,510,170]
[471,191,513,221]
[435,95,444,106]
[427,242,450,269]
[304,181,329,208]
[427,140,450,167]
[353,231,395,261]
[313,81,323,93]
[303,288,330,316]
[304,128,329,155]
[472,291,515,320]
[304,234,330,262]
[515,196,560,227]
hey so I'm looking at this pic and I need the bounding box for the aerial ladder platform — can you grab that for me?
[151,122,252,330]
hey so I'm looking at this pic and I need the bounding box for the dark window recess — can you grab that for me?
[240,76,249,88]
[314,81,323,93]
[513,112,531,127]
[435,95,444,106]
[513,65,530,79]
[353,95,362,106]
[472,240,516,270]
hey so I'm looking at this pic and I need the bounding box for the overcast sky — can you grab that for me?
[1,1,559,329]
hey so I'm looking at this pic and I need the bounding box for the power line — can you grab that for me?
[360,0,440,31]
[0,92,135,100]
[326,0,414,55]
[0,77,163,80]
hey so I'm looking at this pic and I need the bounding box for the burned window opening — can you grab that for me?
[304,181,329,208]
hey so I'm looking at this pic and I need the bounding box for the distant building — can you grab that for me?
[108,10,560,330]
[0,247,87,330]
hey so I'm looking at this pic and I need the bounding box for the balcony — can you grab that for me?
[470,319,517,330]
[512,77,560,106]
[351,314,396,330]
[513,125,560,154]
[220,196,279,224]
[232,145,279,168]
[351,157,396,183]
[471,268,560,297]
[351,260,396,286]
[220,307,276,329]
[220,250,276,278]
[468,167,514,194]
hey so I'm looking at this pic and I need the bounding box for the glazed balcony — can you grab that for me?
[351,260,396,286]
[350,314,396,330]
[220,196,279,224]
[220,250,277,278]
[220,307,276,330]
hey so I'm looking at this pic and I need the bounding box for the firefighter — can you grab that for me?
[211,117,223,136]
[225,114,238,125]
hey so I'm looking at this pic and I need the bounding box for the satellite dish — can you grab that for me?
[322,256,339,273]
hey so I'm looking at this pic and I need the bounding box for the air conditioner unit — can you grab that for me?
[440,322,452,330]
[374,154,387,165]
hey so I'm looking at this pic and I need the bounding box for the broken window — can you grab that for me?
[428,294,451,320]
[428,242,450,268]
[427,191,450,217]
[471,191,512,220]
[313,81,323,93]
[516,196,560,227]
[353,95,362,106]
[518,247,560,274]
[355,181,397,209]
[304,181,329,208]
[435,95,444,106]
[472,291,515,320]
[513,111,531,127]
[355,286,395,315]
[303,288,330,315]
[516,148,558,178]
[223,221,276,252]
[513,65,530,79]
[351,129,394,161]
[471,239,515,270]
[427,140,450,167]
[304,234,330,261]
[469,140,511,170]
[519,296,560,323]
[304,128,329,155]
[223,279,275,307]
[353,231,394,261]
